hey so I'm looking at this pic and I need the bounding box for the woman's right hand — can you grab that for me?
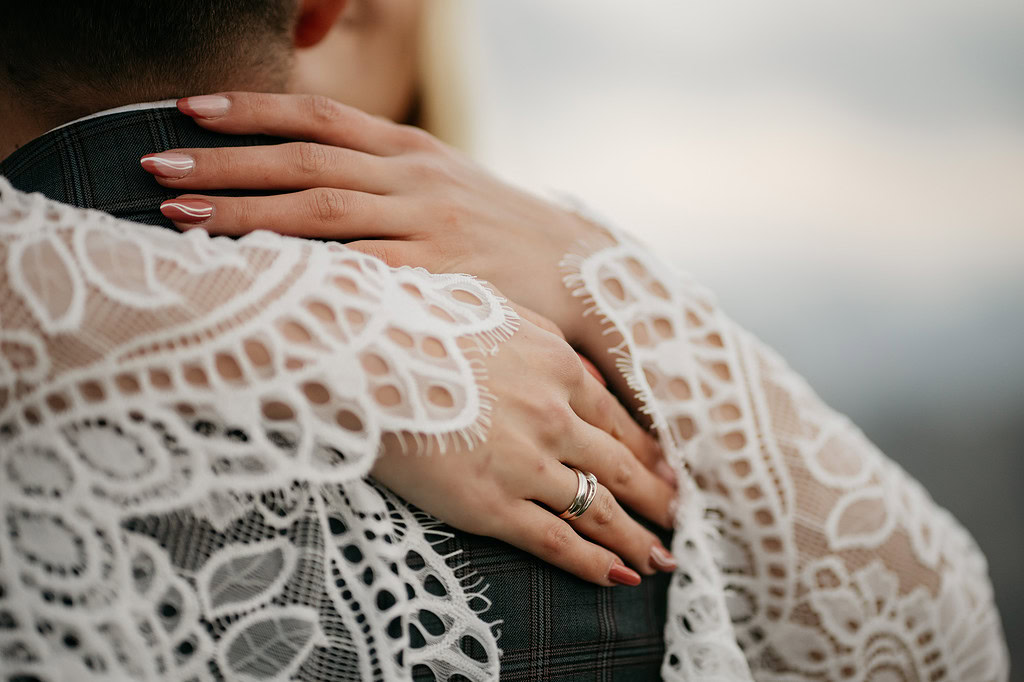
[150,92,612,350]
[370,305,679,586]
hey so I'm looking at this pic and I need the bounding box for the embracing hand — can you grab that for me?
[371,302,678,586]
[139,94,681,583]
[143,92,609,349]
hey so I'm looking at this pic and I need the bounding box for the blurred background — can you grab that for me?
[463,0,1023,670]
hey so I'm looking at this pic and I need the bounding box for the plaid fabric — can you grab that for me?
[427,520,672,682]
[1,109,673,680]
[0,107,284,227]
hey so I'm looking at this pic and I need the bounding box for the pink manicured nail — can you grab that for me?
[161,199,214,224]
[608,562,641,586]
[649,545,677,572]
[141,153,194,179]
[179,95,230,119]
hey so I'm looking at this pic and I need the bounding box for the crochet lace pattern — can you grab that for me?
[0,178,1008,680]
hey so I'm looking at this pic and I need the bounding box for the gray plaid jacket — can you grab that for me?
[1,107,672,681]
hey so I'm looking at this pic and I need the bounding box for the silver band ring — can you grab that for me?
[558,467,598,521]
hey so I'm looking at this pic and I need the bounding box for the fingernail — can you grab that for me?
[179,95,230,119]
[655,459,678,486]
[141,152,194,179]
[161,199,214,224]
[608,562,641,586]
[649,545,677,572]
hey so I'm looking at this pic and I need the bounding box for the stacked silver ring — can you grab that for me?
[558,467,598,521]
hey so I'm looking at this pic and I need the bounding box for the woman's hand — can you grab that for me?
[143,92,608,347]
[370,303,678,586]
[143,93,681,583]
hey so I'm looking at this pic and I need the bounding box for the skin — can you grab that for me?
[150,91,681,585]
[289,0,424,123]
[0,0,422,160]
[374,302,675,586]
[0,0,681,585]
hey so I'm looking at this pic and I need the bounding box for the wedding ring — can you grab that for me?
[558,467,599,521]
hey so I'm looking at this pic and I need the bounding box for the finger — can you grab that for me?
[562,420,677,530]
[508,304,566,341]
[345,240,425,269]
[570,369,676,486]
[507,309,605,387]
[178,92,416,156]
[532,463,675,575]
[578,354,606,386]
[159,189,393,238]
[141,143,393,195]
[575,313,652,426]
[502,500,642,587]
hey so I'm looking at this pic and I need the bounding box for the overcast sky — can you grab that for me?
[475,0,1024,278]
[471,0,1024,411]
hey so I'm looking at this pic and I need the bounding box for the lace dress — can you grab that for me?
[0,178,1008,681]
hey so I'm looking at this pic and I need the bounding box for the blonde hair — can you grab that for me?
[417,0,481,152]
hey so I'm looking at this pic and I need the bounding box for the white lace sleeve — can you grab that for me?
[0,178,515,681]
[563,226,1010,682]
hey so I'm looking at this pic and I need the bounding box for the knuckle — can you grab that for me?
[588,489,617,527]
[425,240,460,270]
[548,344,585,388]
[225,196,252,228]
[407,156,453,185]
[612,456,635,488]
[540,332,572,361]
[553,405,577,433]
[592,391,615,421]
[531,396,563,419]
[202,150,231,178]
[470,447,496,480]
[413,197,465,234]
[230,198,253,229]
[566,363,587,390]
[539,522,575,556]
[397,124,440,151]
[246,92,272,118]
[308,188,347,224]
[306,94,344,124]
[535,316,562,338]
[354,243,394,267]
[440,203,467,232]
[294,142,329,176]
[538,401,573,433]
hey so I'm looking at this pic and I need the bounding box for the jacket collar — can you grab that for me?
[1,105,283,229]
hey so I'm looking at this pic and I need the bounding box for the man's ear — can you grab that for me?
[293,0,348,49]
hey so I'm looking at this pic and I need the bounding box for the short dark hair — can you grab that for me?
[0,0,297,119]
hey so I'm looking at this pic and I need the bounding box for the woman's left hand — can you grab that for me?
[143,92,609,348]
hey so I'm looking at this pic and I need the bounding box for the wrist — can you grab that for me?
[552,210,618,343]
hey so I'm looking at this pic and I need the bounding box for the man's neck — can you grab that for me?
[0,95,54,161]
